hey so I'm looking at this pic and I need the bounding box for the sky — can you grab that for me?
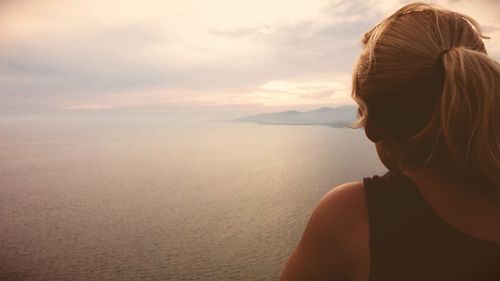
[0,0,499,114]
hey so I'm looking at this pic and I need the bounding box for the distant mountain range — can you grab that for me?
[232,106,357,128]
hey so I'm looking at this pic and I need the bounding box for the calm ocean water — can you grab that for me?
[0,114,385,281]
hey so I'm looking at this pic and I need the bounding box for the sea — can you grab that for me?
[0,113,385,281]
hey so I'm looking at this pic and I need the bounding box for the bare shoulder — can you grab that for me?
[280,181,370,281]
[316,181,368,229]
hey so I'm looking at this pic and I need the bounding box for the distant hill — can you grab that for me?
[232,106,357,128]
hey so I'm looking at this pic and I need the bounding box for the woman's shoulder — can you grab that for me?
[280,181,370,281]
[314,181,371,279]
[313,181,369,238]
[300,172,412,280]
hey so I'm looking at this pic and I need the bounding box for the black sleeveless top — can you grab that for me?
[363,171,500,281]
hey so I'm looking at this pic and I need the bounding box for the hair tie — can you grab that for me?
[436,49,450,62]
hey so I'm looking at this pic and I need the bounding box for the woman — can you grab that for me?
[280,2,500,281]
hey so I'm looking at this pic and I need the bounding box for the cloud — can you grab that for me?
[0,0,498,112]
[62,103,114,110]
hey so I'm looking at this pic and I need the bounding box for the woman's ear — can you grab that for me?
[364,118,383,143]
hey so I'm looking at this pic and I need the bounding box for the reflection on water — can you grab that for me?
[0,114,384,281]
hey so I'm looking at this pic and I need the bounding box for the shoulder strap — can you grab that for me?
[363,171,429,280]
[364,171,421,237]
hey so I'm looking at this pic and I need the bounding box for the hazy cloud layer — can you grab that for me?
[0,0,498,112]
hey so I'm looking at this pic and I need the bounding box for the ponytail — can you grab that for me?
[416,47,500,186]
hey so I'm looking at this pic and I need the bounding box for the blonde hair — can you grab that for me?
[352,2,500,187]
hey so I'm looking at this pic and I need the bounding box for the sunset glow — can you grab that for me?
[0,0,498,113]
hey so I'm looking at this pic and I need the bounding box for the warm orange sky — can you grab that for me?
[0,0,498,113]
